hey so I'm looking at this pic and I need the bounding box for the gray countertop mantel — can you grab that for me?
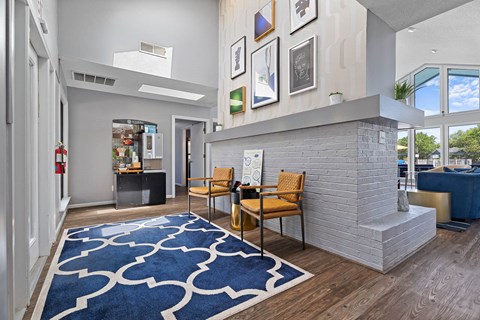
[206,95,424,143]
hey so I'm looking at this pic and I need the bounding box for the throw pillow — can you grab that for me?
[443,167,456,172]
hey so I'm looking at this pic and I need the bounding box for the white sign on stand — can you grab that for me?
[242,150,263,186]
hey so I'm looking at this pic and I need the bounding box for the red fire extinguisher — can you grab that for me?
[55,142,67,174]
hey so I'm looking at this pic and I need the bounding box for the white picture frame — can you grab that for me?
[289,0,318,34]
[288,35,317,95]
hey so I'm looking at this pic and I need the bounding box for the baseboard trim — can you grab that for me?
[14,307,26,320]
[166,195,173,199]
[68,200,115,209]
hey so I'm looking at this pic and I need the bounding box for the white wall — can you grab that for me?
[58,0,219,87]
[366,11,396,98]
[218,0,367,129]
[68,88,211,205]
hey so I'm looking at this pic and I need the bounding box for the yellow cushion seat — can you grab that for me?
[240,198,298,214]
[189,186,230,195]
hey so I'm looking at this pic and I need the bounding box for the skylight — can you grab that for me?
[138,85,204,101]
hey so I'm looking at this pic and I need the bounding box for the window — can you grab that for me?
[414,128,441,167]
[397,130,408,164]
[448,69,479,113]
[449,124,480,165]
[414,67,441,116]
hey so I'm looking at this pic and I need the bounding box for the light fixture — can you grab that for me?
[407,27,416,33]
[138,84,204,101]
[431,49,438,54]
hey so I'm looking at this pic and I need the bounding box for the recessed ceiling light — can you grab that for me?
[407,27,416,33]
[431,49,438,54]
[138,84,204,101]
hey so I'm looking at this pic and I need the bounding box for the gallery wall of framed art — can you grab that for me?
[218,0,368,129]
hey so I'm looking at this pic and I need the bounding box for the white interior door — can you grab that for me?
[189,122,205,187]
[28,44,39,270]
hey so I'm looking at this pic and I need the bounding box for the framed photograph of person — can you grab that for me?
[288,35,317,95]
[289,0,318,34]
[231,36,246,79]
[251,37,279,109]
[254,0,275,41]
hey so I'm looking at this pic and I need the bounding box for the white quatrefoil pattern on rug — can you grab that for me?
[33,213,312,320]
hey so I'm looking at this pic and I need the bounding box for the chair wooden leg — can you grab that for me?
[260,217,264,259]
[279,217,283,236]
[240,209,244,241]
[300,213,305,250]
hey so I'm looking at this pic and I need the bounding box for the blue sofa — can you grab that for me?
[417,171,480,220]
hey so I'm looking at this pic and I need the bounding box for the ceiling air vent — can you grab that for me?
[72,72,116,86]
[140,41,167,59]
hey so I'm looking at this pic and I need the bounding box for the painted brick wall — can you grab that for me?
[211,118,400,269]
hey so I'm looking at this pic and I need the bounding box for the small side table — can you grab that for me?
[407,189,451,223]
[230,192,256,231]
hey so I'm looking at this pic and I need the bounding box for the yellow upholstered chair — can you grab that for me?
[240,170,306,258]
[188,167,234,223]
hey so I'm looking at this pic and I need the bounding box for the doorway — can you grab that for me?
[27,44,40,271]
[172,116,211,198]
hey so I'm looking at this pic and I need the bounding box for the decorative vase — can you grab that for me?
[329,94,343,105]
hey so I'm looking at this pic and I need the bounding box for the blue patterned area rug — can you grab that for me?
[33,213,312,320]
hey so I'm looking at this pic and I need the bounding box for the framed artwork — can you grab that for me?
[242,149,264,186]
[289,36,317,95]
[231,36,246,79]
[289,0,318,34]
[230,86,246,114]
[251,37,279,109]
[254,1,275,41]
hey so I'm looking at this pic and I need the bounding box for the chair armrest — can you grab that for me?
[260,190,303,197]
[239,185,277,190]
[188,177,213,181]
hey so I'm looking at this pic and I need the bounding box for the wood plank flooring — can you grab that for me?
[23,187,480,319]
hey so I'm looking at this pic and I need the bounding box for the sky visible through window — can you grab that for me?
[414,68,440,116]
[448,69,479,113]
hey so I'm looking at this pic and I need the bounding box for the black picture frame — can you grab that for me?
[251,37,280,109]
[231,36,246,79]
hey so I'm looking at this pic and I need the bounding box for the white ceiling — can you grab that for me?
[60,57,218,108]
[358,0,473,31]
[396,0,480,78]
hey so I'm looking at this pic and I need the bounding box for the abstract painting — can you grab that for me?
[289,36,316,95]
[230,87,246,114]
[289,0,317,34]
[231,36,246,79]
[254,1,275,41]
[251,37,279,109]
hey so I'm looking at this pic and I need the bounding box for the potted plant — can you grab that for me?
[329,92,343,105]
[394,81,415,103]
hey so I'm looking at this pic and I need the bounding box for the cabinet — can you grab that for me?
[115,172,166,209]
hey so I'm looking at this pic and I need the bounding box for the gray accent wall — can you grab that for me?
[68,88,211,205]
[58,0,219,87]
[366,11,396,98]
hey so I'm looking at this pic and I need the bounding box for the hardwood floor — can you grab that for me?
[24,187,480,319]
